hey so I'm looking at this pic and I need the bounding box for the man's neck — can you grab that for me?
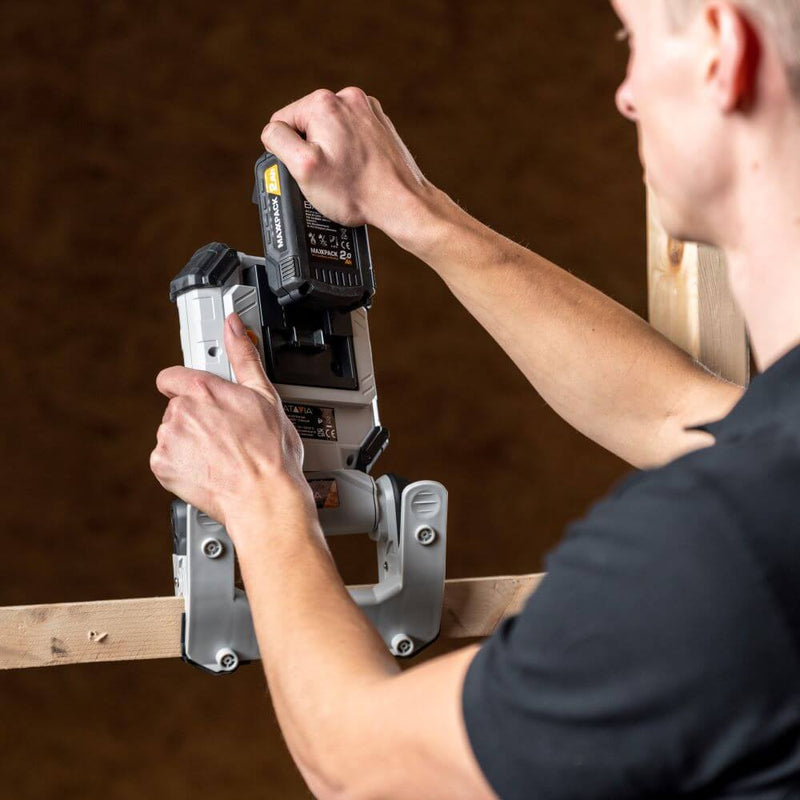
[726,243,800,373]
[721,127,800,372]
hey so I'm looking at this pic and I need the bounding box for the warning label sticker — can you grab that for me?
[303,200,354,267]
[308,479,340,509]
[283,403,338,441]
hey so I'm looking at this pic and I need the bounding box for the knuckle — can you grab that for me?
[156,422,172,442]
[149,447,163,473]
[338,86,368,105]
[190,374,212,395]
[169,396,185,417]
[313,88,338,110]
[295,146,322,182]
[368,96,387,121]
[163,398,177,419]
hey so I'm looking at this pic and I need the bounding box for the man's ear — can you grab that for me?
[703,1,761,112]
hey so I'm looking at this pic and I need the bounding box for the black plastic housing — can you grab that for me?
[253,153,375,311]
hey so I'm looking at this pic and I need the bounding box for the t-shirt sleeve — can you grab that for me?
[462,467,796,800]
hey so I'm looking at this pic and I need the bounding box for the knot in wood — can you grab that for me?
[667,238,685,269]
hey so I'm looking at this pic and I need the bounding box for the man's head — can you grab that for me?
[668,0,800,91]
[612,0,800,246]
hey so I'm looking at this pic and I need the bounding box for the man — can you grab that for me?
[150,0,800,797]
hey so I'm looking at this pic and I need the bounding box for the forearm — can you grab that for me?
[388,185,743,468]
[230,495,398,793]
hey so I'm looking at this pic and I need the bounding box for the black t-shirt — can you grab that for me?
[463,344,800,799]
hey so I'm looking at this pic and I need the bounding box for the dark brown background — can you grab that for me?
[0,2,643,797]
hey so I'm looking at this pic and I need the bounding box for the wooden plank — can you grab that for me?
[647,190,749,385]
[440,573,544,638]
[0,574,544,671]
[0,596,183,671]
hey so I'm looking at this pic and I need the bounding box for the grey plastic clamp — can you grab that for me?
[173,475,446,673]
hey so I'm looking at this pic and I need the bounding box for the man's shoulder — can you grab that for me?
[547,457,766,640]
[579,422,800,553]
[464,428,800,800]
[683,421,800,524]
[551,429,800,655]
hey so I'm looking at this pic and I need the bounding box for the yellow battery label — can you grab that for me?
[264,164,282,196]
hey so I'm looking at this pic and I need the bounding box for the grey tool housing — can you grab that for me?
[169,241,447,674]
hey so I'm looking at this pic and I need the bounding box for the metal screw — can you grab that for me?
[391,634,414,657]
[215,648,239,672]
[414,526,437,546]
[202,538,223,559]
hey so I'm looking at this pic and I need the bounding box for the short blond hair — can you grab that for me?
[667,0,800,92]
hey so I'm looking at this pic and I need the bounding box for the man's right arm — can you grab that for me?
[262,87,744,469]
[394,185,744,468]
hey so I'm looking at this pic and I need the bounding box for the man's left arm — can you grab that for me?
[235,518,490,799]
[151,312,495,800]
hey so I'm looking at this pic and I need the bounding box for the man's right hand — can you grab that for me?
[261,87,435,246]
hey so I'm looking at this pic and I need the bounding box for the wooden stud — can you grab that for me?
[647,190,749,385]
[0,574,544,671]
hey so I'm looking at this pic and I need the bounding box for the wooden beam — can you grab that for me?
[0,574,544,671]
[647,190,749,385]
[0,596,183,671]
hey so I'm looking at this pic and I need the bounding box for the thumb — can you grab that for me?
[261,120,317,177]
[225,313,272,393]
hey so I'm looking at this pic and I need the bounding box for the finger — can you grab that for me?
[336,86,370,108]
[268,88,337,136]
[366,96,391,135]
[261,120,319,178]
[368,95,399,136]
[161,395,182,425]
[224,313,277,397]
[367,94,386,120]
[156,366,222,399]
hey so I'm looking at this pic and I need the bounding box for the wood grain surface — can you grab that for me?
[647,190,749,385]
[0,574,544,670]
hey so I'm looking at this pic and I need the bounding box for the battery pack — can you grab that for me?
[253,152,375,311]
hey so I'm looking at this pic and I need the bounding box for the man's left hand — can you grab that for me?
[150,312,313,533]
